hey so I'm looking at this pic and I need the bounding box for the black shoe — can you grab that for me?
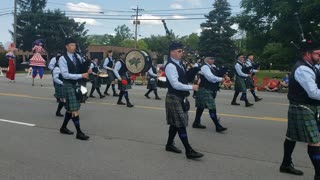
[100,95,106,99]
[113,93,119,97]
[186,149,204,159]
[231,101,240,106]
[155,96,161,100]
[255,97,263,102]
[145,94,150,99]
[56,112,64,117]
[104,92,110,96]
[89,95,96,98]
[245,102,254,107]
[76,132,90,140]
[192,123,206,129]
[127,102,134,108]
[60,127,74,135]
[165,145,182,154]
[216,126,227,133]
[280,164,303,176]
[117,101,126,105]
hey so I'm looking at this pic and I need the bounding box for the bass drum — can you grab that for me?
[125,50,152,74]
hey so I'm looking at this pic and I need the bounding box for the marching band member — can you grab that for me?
[52,57,65,117]
[165,42,203,159]
[89,57,105,99]
[231,54,254,107]
[114,53,134,108]
[103,50,119,96]
[244,54,262,102]
[192,57,227,132]
[144,63,161,100]
[58,38,91,141]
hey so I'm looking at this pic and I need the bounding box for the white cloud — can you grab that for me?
[172,15,187,19]
[66,2,102,13]
[73,18,102,26]
[137,14,163,25]
[231,24,239,30]
[170,3,183,9]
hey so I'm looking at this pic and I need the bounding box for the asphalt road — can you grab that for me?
[0,74,314,180]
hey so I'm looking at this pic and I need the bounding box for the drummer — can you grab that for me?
[103,50,119,97]
[89,57,105,99]
[144,62,161,100]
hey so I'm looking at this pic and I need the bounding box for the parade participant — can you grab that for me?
[144,62,161,100]
[29,39,46,87]
[244,54,263,101]
[48,51,62,72]
[89,58,105,99]
[192,57,227,132]
[52,57,65,117]
[58,38,91,141]
[165,42,203,159]
[279,40,320,179]
[4,42,17,82]
[231,54,253,107]
[114,53,134,108]
[103,50,119,96]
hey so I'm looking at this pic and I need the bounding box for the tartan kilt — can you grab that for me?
[235,76,247,93]
[63,83,81,112]
[165,93,188,127]
[118,75,132,91]
[54,84,65,99]
[286,103,320,143]
[245,77,255,89]
[91,76,101,88]
[195,88,216,109]
[147,77,157,90]
[107,70,116,84]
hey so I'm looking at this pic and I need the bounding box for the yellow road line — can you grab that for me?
[0,92,287,122]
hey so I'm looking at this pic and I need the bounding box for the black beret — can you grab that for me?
[169,42,183,51]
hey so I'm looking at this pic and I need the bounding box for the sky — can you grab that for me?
[0,0,242,45]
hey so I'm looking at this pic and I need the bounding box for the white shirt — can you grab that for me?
[245,59,258,73]
[235,61,248,78]
[48,57,56,71]
[113,60,122,79]
[165,58,193,91]
[148,67,157,77]
[103,57,114,70]
[201,63,223,83]
[58,52,83,80]
[295,64,320,100]
[52,67,63,85]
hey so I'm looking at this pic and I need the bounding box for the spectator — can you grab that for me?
[280,73,289,88]
[222,73,232,90]
[265,77,280,92]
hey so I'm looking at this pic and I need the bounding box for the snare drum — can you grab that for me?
[98,73,109,85]
[157,77,167,88]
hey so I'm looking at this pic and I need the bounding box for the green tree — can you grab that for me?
[179,33,200,51]
[199,0,237,65]
[119,39,149,50]
[111,24,133,46]
[87,34,114,45]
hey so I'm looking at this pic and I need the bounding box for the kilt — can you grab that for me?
[165,93,188,127]
[63,82,81,112]
[118,75,132,91]
[107,70,116,84]
[286,103,320,143]
[91,76,101,88]
[235,76,247,93]
[147,77,157,90]
[245,77,255,89]
[54,83,65,99]
[195,88,216,110]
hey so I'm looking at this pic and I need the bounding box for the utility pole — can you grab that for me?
[132,6,143,49]
[14,0,17,45]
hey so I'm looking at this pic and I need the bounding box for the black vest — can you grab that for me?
[91,62,99,74]
[288,60,320,105]
[106,57,114,68]
[234,61,246,77]
[148,66,157,78]
[165,59,190,98]
[63,53,82,84]
[199,64,220,91]
[118,60,127,76]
